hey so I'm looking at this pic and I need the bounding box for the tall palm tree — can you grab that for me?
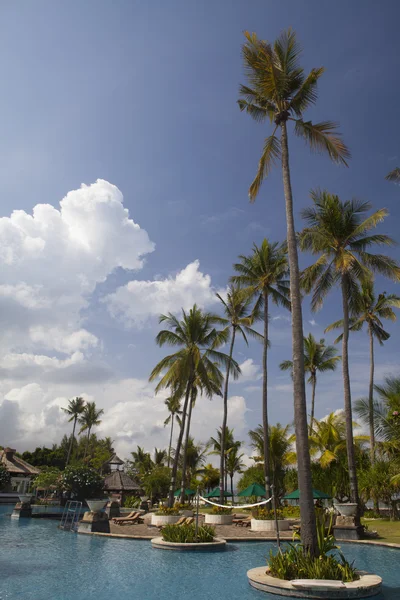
[231,239,289,501]
[200,463,220,493]
[78,402,104,459]
[300,190,400,508]
[149,305,239,507]
[164,394,182,468]
[209,427,241,491]
[226,445,246,500]
[216,285,263,502]
[238,28,349,554]
[326,281,400,462]
[153,448,167,467]
[177,437,209,485]
[280,334,341,435]
[62,396,85,466]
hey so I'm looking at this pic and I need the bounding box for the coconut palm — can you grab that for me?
[200,464,220,493]
[238,28,349,553]
[231,239,290,501]
[209,427,241,490]
[216,285,263,502]
[153,448,167,467]
[226,446,246,500]
[78,402,104,459]
[326,281,400,462]
[300,190,400,508]
[149,305,240,507]
[62,396,86,466]
[386,168,400,183]
[164,394,182,468]
[280,334,341,435]
[177,437,209,484]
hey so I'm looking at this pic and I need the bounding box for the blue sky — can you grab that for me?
[0,1,399,458]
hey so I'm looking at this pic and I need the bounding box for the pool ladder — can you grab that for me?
[59,501,82,531]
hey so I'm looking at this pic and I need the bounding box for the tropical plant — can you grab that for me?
[161,523,215,543]
[209,427,241,491]
[249,423,296,499]
[280,334,341,434]
[199,464,220,493]
[149,305,239,506]
[164,394,182,468]
[175,437,209,485]
[62,397,86,466]
[359,461,400,520]
[254,508,283,520]
[60,465,104,501]
[32,468,61,500]
[78,402,104,459]
[231,239,289,501]
[130,446,153,480]
[142,466,171,501]
[300,190,400,508]
[211,506,232,515]
[327,281,400,462]
[237,464,265,492]
[216,285,263,503]
[386,167,400,183]
[238,27,350,554]
[0,464,11,491]
[226,445,246,500]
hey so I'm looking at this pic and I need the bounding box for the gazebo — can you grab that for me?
[103,454,141,503]
[0,447,39,495]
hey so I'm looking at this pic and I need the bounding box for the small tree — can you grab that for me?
[0,465,11,491]
[32,468,61,500]
[60,466,104,501]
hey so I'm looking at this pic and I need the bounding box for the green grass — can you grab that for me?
[362,518,400,544]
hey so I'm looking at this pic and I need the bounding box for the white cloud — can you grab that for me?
[0,351,85,371]
[309,319,317,326]
[235,358,262,384]
[104,260,221,327]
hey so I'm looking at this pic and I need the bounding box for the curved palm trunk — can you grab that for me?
[230,473,234,504]
[66,417,77,466]
[84,427,91,459]
[262,290,271,500]
[219,328,236,503]
[180,390,195,503]
[168,379,192,507]
[167,415,174,469]
[368,324,375,464]
[309,373,317,437]
[281,121,317,555]
[341,275,360,509]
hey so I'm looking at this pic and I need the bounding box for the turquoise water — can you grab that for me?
[0,505,398,599]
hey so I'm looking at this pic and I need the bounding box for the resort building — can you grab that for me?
[0,447,40,496]
[103,453,141,503]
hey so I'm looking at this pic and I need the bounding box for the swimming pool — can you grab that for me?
[0,505,398,600]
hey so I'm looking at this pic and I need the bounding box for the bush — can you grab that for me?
[123,495,140,508]
[156,506,180,516]
[363,509,382,519]
[0,465,11,491]
[162,523,215,543]
[211,506,232,515]
[268,544,359,582]
[60,466,104,501]
[281,505,300,518]
[174,502,192,511]
[253,508,284,520]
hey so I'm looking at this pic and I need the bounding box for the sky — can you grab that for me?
[0,0,399,463]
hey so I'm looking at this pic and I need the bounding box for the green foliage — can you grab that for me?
[268,544,359,582]
[156,506,180,516]
[253,508,283,520]
[123,495,141,508]
[22,446,67,469]
[162,523,215,543]
[60,466,104,501]
[142,466,171,499]
[363,509,382,519]
[211,506,232,515]
[281,505,300,518]
[238,465,265,491]
[0,464,11,490]
[32,467,61,494]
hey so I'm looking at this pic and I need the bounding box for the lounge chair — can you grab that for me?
[184,517,194,525]
[112,511,138,523]
[113,512,143,525]
[233,517,251,527]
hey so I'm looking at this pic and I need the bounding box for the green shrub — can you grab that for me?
[123,495,140,508]
[282,505,300,518]
[253,508,284,520]
[363,509,381,519]
[162,523,215,543]
[211,506,232,515]
[0,465,11,491]
[174,502,192,511]
[60,466,104,501]
[268,544,359,582]
[156,506,180,516]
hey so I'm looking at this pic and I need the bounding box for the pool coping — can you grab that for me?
[76,530,400,548]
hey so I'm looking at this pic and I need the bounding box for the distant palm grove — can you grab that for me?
[5,28,400,562]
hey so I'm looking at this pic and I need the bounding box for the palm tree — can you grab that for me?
[249,423,296,499]
[62,396,85,466]
[177,437,209,484]
[300,190,400,508]
[386,168,400,183]
[149,305,239,507]
[326,281,400,462]
[164,394,182,468]
[78,402,104,459]
[131,446,153,479]
[209,427,241,490]
[226,446,246,500]
[231,239,290,501]
[200,463,220,493]
[216,285,263,502]
[238,28,349,554]
[280,334,341,435]
[153,448,167,467]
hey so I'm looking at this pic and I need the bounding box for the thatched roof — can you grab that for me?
[103,470,141,492]
[107,453,124,466]
[0,448,40,476]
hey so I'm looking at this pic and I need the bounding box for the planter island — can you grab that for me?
[151,537,226,552]
[251,518,290,532]
[247,567,382,599]
[204,513,233,525]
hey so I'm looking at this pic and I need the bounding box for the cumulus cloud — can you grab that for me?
[234,358,262,384]
[104,260,221,327]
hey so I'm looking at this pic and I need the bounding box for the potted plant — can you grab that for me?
[204,506,233,525]
[151,506,181,526]
[250,508,290,532]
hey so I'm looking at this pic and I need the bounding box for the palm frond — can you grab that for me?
[386,167,400,182]
[249,131,281,201]
[294,119,350,165]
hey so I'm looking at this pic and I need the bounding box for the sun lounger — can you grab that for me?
[112,511,138,523]
[113,512,143,525]
[233,517,251,527]
[184,517,194,525]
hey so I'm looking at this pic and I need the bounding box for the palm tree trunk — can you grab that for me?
[167,415,174,469]
[66,417,77,466]
[230,474,234,504]
[168,378,192,507]
[280,120,317,556]
[84,428,91,459]
[368,323,375,465]
[341,275,360,509]
[309,374,317,437]
[262,290,271,500]
[180,391,195,503]
[219,328,236,503]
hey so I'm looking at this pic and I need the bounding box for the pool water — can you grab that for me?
[0,505,398,600]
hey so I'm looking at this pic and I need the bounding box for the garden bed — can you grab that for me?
[151,536,226,551]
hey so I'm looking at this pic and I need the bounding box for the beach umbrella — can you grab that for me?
[237,483,266,497]
[283,488,331,500]
[174,488,195,497]
[204,487,233,498]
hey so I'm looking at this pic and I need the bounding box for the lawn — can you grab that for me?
[362,518,400,544]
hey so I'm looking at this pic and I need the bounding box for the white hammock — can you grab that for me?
[198,495,273,510]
